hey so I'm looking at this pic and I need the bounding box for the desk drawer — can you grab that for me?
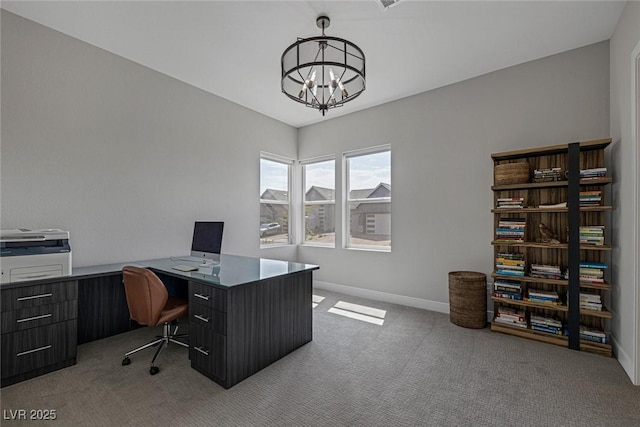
[190,302,226,335]
[189,282,226,312]
[1,320,77,378]
[1,281,78,311]
[189,323,226,381]
[1,301,78,334]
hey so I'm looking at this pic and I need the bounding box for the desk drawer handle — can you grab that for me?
[194,346,209,356]
[17,293,53,302]
[17,313,52,323]
[17,345,52,357]
[194,314,209,323]
[193,293,210,301]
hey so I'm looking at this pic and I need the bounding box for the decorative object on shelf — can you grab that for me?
[494,162,530,185]
[538,223,560,244]
[448,271,487,329]
[281,15,366,116]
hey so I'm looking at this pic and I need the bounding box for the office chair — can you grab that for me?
[121,266,189,375]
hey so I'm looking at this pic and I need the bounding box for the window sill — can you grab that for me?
[344,246,391,253]
[260,243,294,249]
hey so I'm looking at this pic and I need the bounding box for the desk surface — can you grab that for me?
[71,254,318,288]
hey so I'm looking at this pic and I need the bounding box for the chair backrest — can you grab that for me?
[122,266,168,327]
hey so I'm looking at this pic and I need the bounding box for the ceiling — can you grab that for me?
[1,1,627,128]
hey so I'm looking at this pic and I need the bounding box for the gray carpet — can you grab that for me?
[1,289,639,426]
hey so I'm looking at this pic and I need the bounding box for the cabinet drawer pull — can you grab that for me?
[194,346,209,356]
[17,293,53,301]
[193,293,210,301]
[194,314,209,323]
[17,313,52,323]
[17,345,52,357]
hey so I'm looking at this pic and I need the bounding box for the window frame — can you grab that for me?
[259,152,294,247]
[300,155,336,248]
[342,145,392,252]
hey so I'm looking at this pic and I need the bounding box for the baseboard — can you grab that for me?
[612,335,638,385]
[313,280,450,314]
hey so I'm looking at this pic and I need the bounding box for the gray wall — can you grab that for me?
[0,10,298,266]
[610,0,640,385]
[298,42,610,311]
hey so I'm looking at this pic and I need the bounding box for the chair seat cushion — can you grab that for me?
[155,297,189,326]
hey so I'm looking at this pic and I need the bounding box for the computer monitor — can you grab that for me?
[191,221,224,260]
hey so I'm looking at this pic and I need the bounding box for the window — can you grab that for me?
[344,146,391,250]
[260,154,292,246]
[302,157,335,246]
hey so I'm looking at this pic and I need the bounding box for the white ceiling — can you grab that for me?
[1,1,627,128]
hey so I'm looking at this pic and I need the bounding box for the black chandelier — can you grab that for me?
[281,16,366,116]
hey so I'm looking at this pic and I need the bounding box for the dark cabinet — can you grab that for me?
[1,280,78,387]
[188,282,228,384]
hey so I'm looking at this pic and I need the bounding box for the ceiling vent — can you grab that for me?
[378,0,401,10]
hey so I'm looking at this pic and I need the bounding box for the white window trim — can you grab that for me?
[260,152,295,247]
[301,155,336,248]
[343,144,391,252]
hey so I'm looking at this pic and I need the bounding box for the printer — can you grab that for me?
[1,229,72,284]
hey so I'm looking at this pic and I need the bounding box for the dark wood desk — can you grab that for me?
[1,255,318,388]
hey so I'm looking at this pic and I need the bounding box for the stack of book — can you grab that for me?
[579,226,604,246]
[495,218,525,242]
[579,326,609,344]
[564,261,607,285]
[493,279,522,300]
[579,190,602,206]
[495,252,525,277]
[526,289,560,305]
[496,197,524,209]
[580,167,607,180]
[579,292,603,312]
[580,261,606,284]
[530,314,563,335]
[494,307,526,329]
[533,167,564,182]
[530,264,563,280]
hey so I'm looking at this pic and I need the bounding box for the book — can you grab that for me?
[538,202,567,209]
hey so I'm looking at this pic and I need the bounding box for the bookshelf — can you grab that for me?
[490,138,612,357]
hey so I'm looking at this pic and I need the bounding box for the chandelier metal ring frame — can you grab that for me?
[281,16,366,116]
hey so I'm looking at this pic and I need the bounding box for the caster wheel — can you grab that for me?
[122,357,131,366]
[150,366,160,375]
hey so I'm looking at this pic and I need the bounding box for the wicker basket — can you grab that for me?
[494,162,530,185]
[448,271,487,329]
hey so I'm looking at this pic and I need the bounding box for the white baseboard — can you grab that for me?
[612,335,638,385]
[313,280,450,314]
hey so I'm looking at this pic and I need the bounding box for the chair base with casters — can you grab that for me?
[121,320,189,375]
[121,266,190,376]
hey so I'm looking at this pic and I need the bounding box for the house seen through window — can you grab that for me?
[260,155,292,246]
[303,158,336,246]
[345,147,391,250]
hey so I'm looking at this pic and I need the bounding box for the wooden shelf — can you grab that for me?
[492,206,613,213]
[491,296,567,312]
[491,138,612,161]
[492,241,612,251]
[492,272,612,290]
[492,177,612,191]
[580,308,612,319]
[490,322,612,357]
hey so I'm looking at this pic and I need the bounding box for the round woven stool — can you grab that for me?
[448,271,487,329]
